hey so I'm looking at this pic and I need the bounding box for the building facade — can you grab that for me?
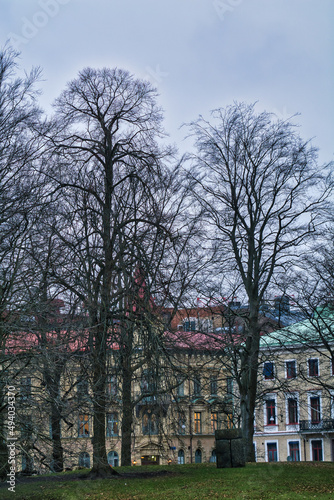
[253,308,334,462]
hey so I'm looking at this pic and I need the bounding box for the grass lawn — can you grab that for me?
[1,462,334,500]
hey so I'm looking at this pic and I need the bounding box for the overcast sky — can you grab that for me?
[1,0,333,163]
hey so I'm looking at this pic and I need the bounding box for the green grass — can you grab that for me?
[1,462,334,499]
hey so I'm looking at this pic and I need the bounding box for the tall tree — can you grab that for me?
[45,67,192,475]
[0,44,43,478]
[187,102,330,460]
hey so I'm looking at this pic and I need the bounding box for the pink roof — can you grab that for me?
[164,330,239,351]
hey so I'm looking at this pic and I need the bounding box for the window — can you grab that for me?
[226,377,233,402]
[107,376,117,397]
[210,449,217,463]
[308,359,319,377]
[183,318,197,331]
[78,414,90,437]
[141,370,156,395]
[332,357,334,376]
[287,398,298,424]
[177,449,185,465]
[266,399,276,425]
[211,412,218,433]
[195,448,202,463]
[286,361,296,379]
[267,443,277,462]
[226,413,234,429]
[178,412,186,434]
[20,377,31,401]
[78,452,90,468]
[77,378,89,400]
[21,416,33,439]
[142,411,158,435]
[107,451,119,467]
[210,375,218,396]
[193,377,201,396]
[177,379,184,397]
[311,440,323,461]
[194,412,202,434]
[289,441,300,461]
[263,362,274,380]
[310,396,321,424]
[106,413,118,437]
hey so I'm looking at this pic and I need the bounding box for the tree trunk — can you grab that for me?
[239,306,260,462]
[90,342,118,477]
[50,405,64,472]
[121,368,133,466]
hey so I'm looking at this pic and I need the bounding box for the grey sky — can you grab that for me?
[1,0,333,162]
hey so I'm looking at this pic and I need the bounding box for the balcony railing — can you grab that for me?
[299,419,334,432]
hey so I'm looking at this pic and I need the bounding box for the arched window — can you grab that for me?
[210,449,216,463]
[142,411,159,435]
[78,452,90,468]
[178,449,185,465]
[195,448,202,463]
[107,451,119,467]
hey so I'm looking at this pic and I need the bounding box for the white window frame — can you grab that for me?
[309,438,323,461]
[263,361,275,380]
[265,440,279,462]
[183,317,197,331]
[285,359,297,379]
[264,393,278,429]
[287,439,301,461]
[307,357,320,377]
[307,391,322,422]
[285,392,299,429]
[330,391,334,419]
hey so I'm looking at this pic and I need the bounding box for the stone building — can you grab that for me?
[253,306,334,462]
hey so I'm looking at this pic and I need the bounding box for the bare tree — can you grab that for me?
[43,67,198,475]
[0,44,43,478]
[186,102,330,460]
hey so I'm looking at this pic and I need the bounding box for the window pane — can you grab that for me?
[286,361,296,379]
[312,440,323,461]
[177,379,184,397]
[266,399,276,425]
[193,377,201,396]
[78,414,89,437]
[20,377,31,401]
[195,449,202,463]
[79,452,90,468]
[194,412,202,434]
[308,359,319,377]
[106,413,118,437]
[211,412,218,433]
[288,398,298,424]
[267,443,277,462]
[178,412,186,434]
[178,449,185,464]
[310,397,320,423]
[289,441,300,461]
[107,376,117,396]
[210,376,218,395]
[263,362,274,379]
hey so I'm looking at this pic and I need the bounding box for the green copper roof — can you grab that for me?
[260,306,334,349]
